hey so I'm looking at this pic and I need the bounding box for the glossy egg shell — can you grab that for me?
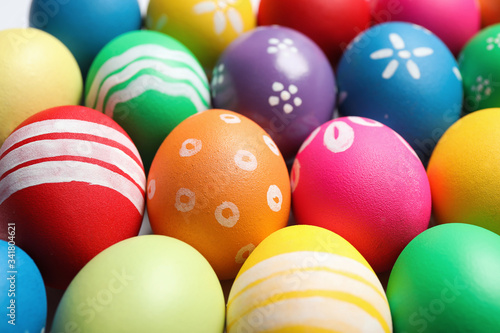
[227,225,392,332]
[0,241,47,333]
[0,105,146,289]
[427,108,500,235]
[292,116,431,272]
[85,30,210,172]
[211,26,336,162]
[387,223,500,332]
[51,235,225,332]
[147,109,290,280]
[337,22,463,164]
[0,28,82,147]
[29,0,141,76]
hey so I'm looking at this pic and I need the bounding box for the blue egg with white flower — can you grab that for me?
[337,22,463,164]
[0,240,47,333]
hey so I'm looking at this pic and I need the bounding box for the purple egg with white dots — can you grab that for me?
[211,26,336,162]
[337,22,463,165]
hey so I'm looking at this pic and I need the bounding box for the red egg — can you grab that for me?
[0,106,146,289]
[258,0,371,65]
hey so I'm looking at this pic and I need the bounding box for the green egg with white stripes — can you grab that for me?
[85,30,211,171]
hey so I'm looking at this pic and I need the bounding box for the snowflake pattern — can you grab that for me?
[267,38,298,54]
[268,82,302,114]
[486,33,500,51]
[370,33,434,80]
[193,0,243,35]
[471,76,492,102]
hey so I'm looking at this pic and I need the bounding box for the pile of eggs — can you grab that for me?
[1,0,500,332]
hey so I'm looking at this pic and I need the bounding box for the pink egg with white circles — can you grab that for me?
[371,0,480,55]
[291,116,431,272]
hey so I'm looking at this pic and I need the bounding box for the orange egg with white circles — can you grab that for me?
[147,109,291,280]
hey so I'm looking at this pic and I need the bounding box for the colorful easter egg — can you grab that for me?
[146,0,255,73]
[147,109,290,280]
[258,0,371,64]
[0,241,47,333]
[427,108,500,235]
[0,105,146,289]
[337,22,463,164]
[292,116,431,272]
[459,24,500,113]
[0,28,82,147]
[30,0,141,76]
[211,26,336,162]
[227,225,392,332]
[387,223,500,333]
[52,235,225,332]
[371,0,480,55]
[478,0,500,27]
[85,30,210,171]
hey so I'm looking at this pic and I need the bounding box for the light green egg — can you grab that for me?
[85,30,210,172]
[51,235,225,333]
[387,223,500,333]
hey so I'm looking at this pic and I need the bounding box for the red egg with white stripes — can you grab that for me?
[0,106,146,289]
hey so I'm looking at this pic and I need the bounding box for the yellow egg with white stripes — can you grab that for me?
[227,225,392,333]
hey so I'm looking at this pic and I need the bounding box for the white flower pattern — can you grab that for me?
[486,33,500,51]
[268,82,302,114]
[471,76,492,102]
[193,0,243,35]
[267,38,298,54]
[370,33,434,80]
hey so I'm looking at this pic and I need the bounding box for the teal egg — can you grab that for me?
[387,223,500,332]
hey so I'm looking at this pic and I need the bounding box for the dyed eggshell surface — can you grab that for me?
[30,0,142,76]
[227,225,392,333]
[478,0,500,27]
[0,241,47,333]
[0,106,146,289]
[146,0,255,73]
[337,22,463,164]
[388,223,500,332]
[147,109,290,280]
[212,26,336,162]
[86,30,210,172]
[371,0,480,55]
[292,116,431,272]
[52,235,225,333]
[258,0,371,64]
[0,28,82,147]
[427,108,500,235]
[459,24,500,113]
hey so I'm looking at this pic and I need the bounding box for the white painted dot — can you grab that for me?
[267,46,278,54]
[289,84,298,94]
[215,201,240,227]
[147,179,156,200]
[269,96,280,107]
[263,135,280,156]
[235,243,255,264]
[267,185,283,212]
[281,90,291,101]
[294,97,302,107]
[348,116,383,127]
[323,121,355,153]
[272,82,284,92]
[175,188,196,212]
[278,43,287,50]
[298,126,320,154]
[284,38,293,45]
[291,158,300,193]
[220,114,241,123]
[269,38,279,45]
[234,150,257,171]
[179,138,202,157]
[283,103,294,114]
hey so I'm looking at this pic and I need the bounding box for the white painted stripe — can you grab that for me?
[104,75,209,116]
[0,160,145,214]
[229,270,391,328]
[0,139,146,189]
[86,44,206,106]
[0,119,142,163]
[91,59,210,111]
[229,251,384,302]
[228,297,386,333]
